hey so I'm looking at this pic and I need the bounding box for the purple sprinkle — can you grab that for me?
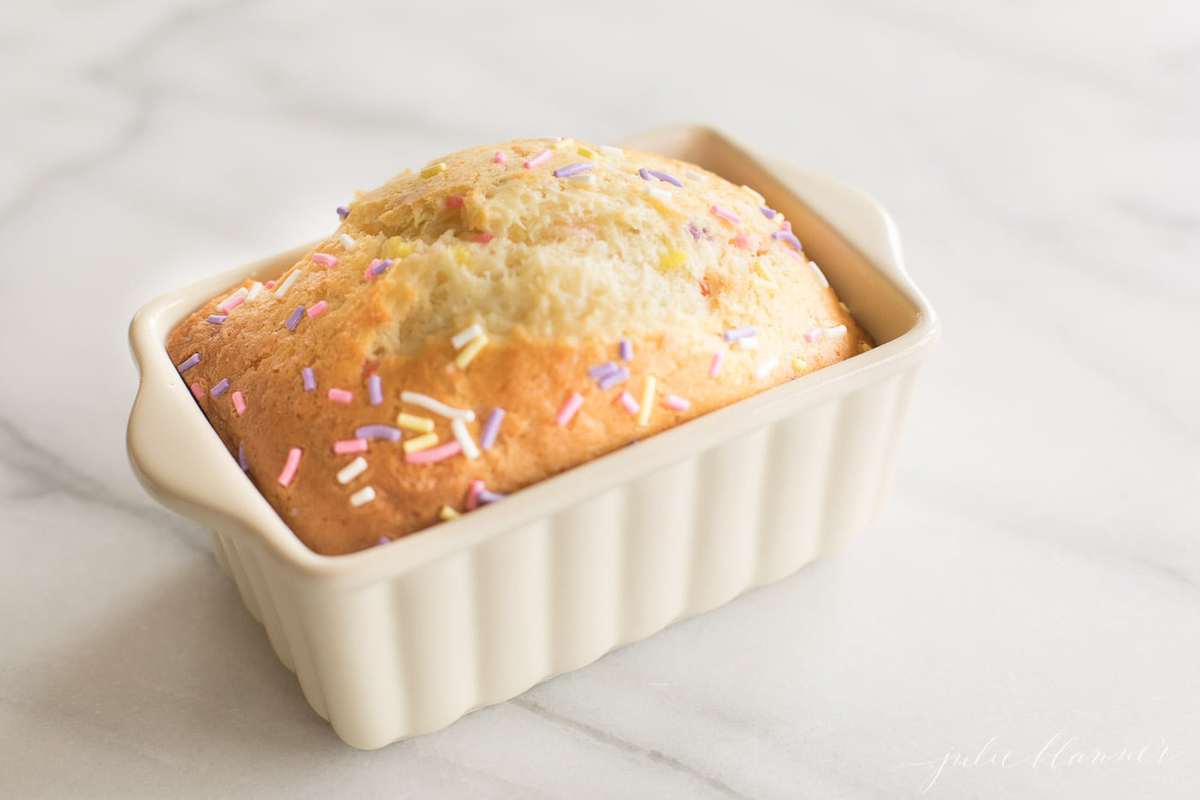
[478,489,507,505]
[206,315,227,325]
[237,442,249,471]
[301,367,316,392]
[772,230,803,251]
[761,206,777,219]
[481,408,506,450]
[619,339,633,361]
[355,424,401,441]
[588,361,620,380]
[177,353,201,373]
[638,167,653,181]
[336,206,350,219]
[377,536,391,546]
[687,222,712,241]
[285,305,305,331]
[598,366,630,390]
[724,326,757,342]
[210,378,230,398]
[647,169,683,187]
[369,258,393,276]
[367,373,383,406]
[554,162,593,178]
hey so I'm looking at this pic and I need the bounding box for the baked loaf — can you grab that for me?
[168,138,872,555]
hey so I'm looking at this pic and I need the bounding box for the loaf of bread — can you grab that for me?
[167,138,871,554]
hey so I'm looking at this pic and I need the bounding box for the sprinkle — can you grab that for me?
[555,392,584,427]
[663,394,690,412]
[637,376,656,427]
[598,366,629,391]
[455,335,488,369]
[277,270,303,300]
[600,145,624,157]
[772,230,803,251]
[383,237,414,259]
[577,145,598,159]
[367,374,383,406]
[480,408,505,450]
[264,280,276,290]
[810,261,830,289]
[524,149,551,169]
[554,162,593,178]
[231,390,246,416]
[285,305,305,331]
[493,151,506,164]
[396,412,435,434]
[805,328,823,343]
[687,222,708,241]
[420,162,448,178]
[350,486,376,507]
[206,314,227,325]
[645,169,683,187]
[356,424,401,441]
[333,438,368,455]
[277,447,302,487]
[761,206,777,219]
[246,281,264,301]
[405,440,461,464]
[336,206,350,219]
[367,258,393,277]
[737,336,760,351]
[177,353,201,373]
[328,388,354,404]
[646,186,673,202]
[755,356,780,379]
[659,249,687,271]
[619,339,633,361]
[444,194,465,209]
[210,378,230,398]
[618,391,640,415]
[339,234,356,250]
[710,205,740,225]
[709,350,725,377]
[451,417,480,460]
[401,390,475,421]
[237,442,249,471]
[307,300,328,319]
[588,361,620,380]
[402,432,439,453]
[190,382,205,401]
[337,456,368,484]
[440,505,460,520]
[825,324,848,339]
[472,231,494,244]
[377,536,390,546]
[724,326,757,342]
[216,287,248,313]
[466,479,484,511]
[733,233,750,249]
[311,253,337,268]
[478,489,506,505]
[301,367,316,392]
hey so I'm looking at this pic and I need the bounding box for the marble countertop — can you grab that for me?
[3,1,1197,797]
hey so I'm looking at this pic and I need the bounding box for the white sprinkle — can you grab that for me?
[339,233,356,250]
[451,417,480,460]
[350,486,376,507]
[736,336,759,351]
[401,390,476,422]
[600,145,624,157]
[336,456,368,485]
[569,173,596,185]
[647,186,672,202]
[809,261,830,289]
[246,281,264,301]
[273,269,301,299]
[451,323,483,350]
[755,356,780,379]
[825,324,848,339]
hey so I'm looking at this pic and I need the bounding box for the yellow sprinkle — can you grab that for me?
[659,249,687,272]
[577,145,598,159]
[403,432,439,453]
[793,357,808,372]
[454,334,488,369]
[741,185,765,204]
[753,260,775,284]
[420,162,448,179]
[638,375,656,427]
[396,413,435,434]
[383,237,414,259]
[439,505,460,521]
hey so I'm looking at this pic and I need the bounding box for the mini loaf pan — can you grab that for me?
[127,125,939,749]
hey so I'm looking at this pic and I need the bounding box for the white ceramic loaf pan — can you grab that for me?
[127,126,938,749]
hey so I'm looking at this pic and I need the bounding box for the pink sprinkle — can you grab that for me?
[710,205,740,225]
[805,328,823,343]
[311,253,337,268]
[405,440,462,464]
[783,220,792,232]
[264,280,276,290]
[190,382,205,401]
[445,195,464,209]
[466,479,485,511]
[472,231,494,244]
[277,447,302,487]
[709,350,725,377]
[328,388,353,404]
[663,394,691,412]
[307,300,329,318]
[216,290,246,314]
[618,391,640,415]
[733,233,750,249]
[493,151,506,164]
[333,438,368,454]
[231,390,247,416]
[524,149,552,169]
[555,392,584,427]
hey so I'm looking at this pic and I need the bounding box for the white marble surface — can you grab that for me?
[3,1,1198,797]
